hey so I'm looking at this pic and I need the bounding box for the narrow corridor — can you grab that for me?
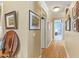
[41,41,67,58]
[0,1,79,58]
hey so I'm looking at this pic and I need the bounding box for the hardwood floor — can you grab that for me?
[41,41,67,58]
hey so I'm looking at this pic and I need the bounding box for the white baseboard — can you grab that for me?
[64,44,70,58]
[47,39,53,48]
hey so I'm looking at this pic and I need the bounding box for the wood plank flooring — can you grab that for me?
[41,41,67,58]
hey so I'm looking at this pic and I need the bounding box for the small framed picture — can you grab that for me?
[5,11,17,29]
[72,19,77,31]
[65,20,70,31]
[65,15,71,31]
[29,10,40,30]
[72,4,77,19]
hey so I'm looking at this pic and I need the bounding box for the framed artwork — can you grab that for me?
[29,10,40,30]
[65,20,69,31]
[65,20,67,31]
[72,19,77,31]
[5,11,17,29]
[72,4,77,19]
[72,2,79,32]
[65,15,71,31]
[76,1,79,17]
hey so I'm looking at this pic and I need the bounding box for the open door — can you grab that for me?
[54,19,62,44]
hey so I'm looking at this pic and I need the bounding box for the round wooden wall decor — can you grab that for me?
[1,30,19,58]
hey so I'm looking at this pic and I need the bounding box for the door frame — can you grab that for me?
[54,19,63,43]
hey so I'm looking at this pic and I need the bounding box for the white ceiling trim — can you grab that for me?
[39,1,49,15]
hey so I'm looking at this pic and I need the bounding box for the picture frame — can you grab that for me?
[5,11,17,29]
[65,20,69,31]
[72,2,79,32]
[72,19,77,31]
[72,4,77,19]
[65,15,71,31]
[29,10,40,30]
[65,20,67,31]
[76,2,78,17]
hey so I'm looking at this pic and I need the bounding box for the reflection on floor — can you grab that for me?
[41,41,67,58]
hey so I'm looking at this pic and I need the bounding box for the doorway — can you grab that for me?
[54,19,62,44]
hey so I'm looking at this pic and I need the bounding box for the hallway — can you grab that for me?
[0,1,79,58]
[40,1,71,58]
[41,41,67,58]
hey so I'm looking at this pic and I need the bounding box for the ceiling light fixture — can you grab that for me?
[53,7,60,12]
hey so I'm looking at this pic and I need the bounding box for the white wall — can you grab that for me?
[3,1,41,58]
[46,12,53,47]
[2,1,53,58]
[65,31,79,57]
[64,1,79,57]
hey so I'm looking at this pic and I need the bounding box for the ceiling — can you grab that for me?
[45,1,72,19]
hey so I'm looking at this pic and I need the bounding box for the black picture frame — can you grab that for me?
[29,10,41,30]
[65,15,71,31]
[72,19,77,31]
[5,11,17,29]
